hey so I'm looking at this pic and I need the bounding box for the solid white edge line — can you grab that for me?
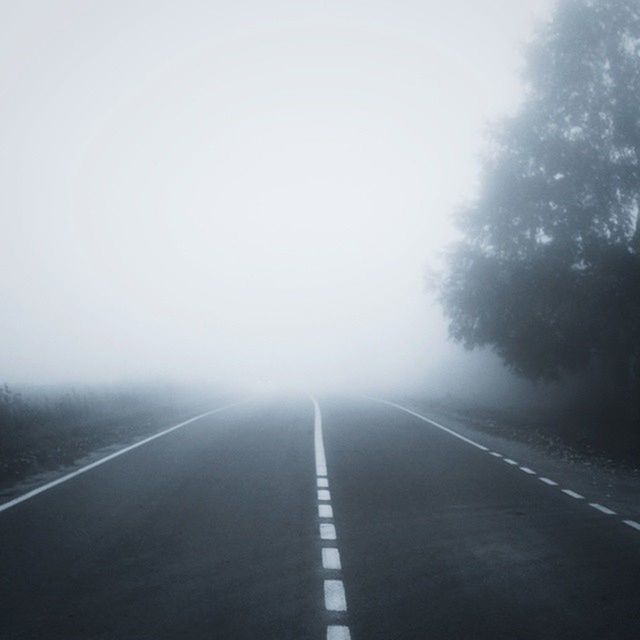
[489,451,503,457]
[561,489,584,499]
[324,579,347,611]
[327,625,352,640]
[364,397,489,450]
[589,503,616,515]
[0,400,247,514]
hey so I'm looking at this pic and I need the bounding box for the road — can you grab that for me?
[1,396,640,639]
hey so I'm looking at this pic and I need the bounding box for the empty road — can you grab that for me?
[1,396,640,639]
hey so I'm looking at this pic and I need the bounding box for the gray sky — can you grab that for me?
[0,0,555,392]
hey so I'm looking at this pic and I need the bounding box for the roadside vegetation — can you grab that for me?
[440,0,640,438]
[0,383,217,489]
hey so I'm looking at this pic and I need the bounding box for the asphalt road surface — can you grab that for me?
[1,396,640,639]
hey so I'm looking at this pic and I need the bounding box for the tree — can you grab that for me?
[441,0,640,416]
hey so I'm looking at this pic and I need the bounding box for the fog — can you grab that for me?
[0,0,554,395]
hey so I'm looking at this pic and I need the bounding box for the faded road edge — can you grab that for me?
[0,399,248,514]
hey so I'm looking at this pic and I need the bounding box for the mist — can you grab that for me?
[7,5,640,636]
[0,0,554,394]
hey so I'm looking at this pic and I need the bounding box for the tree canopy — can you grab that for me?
[441,0,640,408]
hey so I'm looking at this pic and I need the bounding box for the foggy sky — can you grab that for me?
[0,0,555,393]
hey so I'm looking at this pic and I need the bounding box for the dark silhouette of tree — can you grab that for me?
[441,0,640,416]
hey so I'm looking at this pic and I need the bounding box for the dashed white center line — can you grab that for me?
[320,523,337,540]
[311,397,352,639]
[520,466,536,475]
[327,625,352,640]
[489,451,503,457]
[322,548,342,570]
[539,477,558,486]
[313,397,328,477]
[324,580,347,611]
[623,519,640,531]
[561,489,584,499]
[504,458,518,465]
[589,503,616,515]
[319,504,334,518]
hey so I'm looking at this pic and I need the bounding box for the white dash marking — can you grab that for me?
[317,477,329,488]
[589,503,616,515]
[324,580,347,611]
[327,625,351,640]
[623,519,640,531]
[319,504,334,518]
[322,548,342,570]
[539,477,558,486]
[504,458,518,465]
[520,466,536,475]
[561,489,584,499]
[320,523,337,540]
[318,489,331,501]
[489,451,503,457]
